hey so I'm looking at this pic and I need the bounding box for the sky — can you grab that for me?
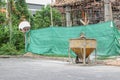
[26,0,54,5]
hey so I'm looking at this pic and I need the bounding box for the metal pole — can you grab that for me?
[24,33,27,52]
[68,47,71,63]
[95,48,97,63]
[50,0,53,26]
[83,39,86,65]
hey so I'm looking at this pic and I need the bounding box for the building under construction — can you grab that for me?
[53,0,120,28]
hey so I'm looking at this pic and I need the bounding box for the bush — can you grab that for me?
[0,13,6,26]
[0,43,21,55]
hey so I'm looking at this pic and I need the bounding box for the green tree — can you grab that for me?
[0,0,6,7]
[0,0,6,26]
[33,5,62,29]
[9,0,30,52]
[0,0,8,46]
[0,13,6,25]
[0,0,31,55]
[14,0,31,20]
[14,0,33,26]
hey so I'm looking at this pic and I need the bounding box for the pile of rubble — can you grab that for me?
[99,57,120,66]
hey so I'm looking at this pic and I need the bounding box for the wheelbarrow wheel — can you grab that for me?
[75,56,79,64]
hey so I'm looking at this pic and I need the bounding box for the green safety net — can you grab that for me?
[26,21,120,56]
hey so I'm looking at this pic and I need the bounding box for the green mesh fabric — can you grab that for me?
[26,21,120,56]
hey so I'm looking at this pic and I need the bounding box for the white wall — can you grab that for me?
[26,0,55,5]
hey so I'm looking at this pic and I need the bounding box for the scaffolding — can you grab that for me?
[53,0,120,28]
[112,0,120,28]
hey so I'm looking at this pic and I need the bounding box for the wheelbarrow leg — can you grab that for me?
[68,47,74,64]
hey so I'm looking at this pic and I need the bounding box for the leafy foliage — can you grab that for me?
[0,0,6,26]
[0,13,6,25]
[0,2,62,55]
[0,42,20,55]
[0,0,30,55]
[14,0,31,20]
[0,25,25,55]
[33,5,62,29]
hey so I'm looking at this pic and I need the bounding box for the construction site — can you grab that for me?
[1,1,120,80]
[53,0,120,28]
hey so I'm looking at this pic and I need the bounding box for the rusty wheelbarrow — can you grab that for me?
[68,38,97,64]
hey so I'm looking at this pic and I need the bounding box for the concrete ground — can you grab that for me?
[0,58,120,80]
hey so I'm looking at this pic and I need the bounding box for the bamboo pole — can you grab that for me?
[50,0,53,27]
[6,0,12,44]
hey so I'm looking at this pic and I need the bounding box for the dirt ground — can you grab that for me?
[23,53,120,66]
[100,59,120,66]
[1,52,120,66]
